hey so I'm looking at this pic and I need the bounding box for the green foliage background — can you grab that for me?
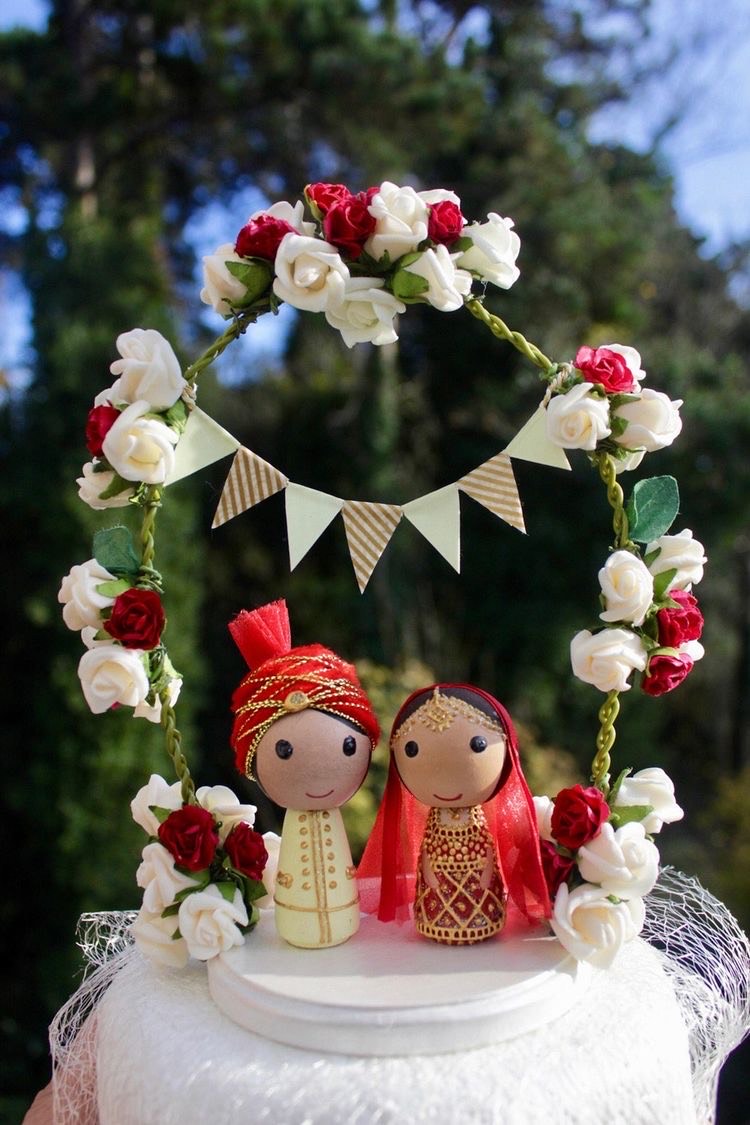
[1,1,749,1118]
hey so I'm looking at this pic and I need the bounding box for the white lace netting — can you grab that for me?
[48,871,749,1125]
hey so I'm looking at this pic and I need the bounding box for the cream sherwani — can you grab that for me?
[273,807,360,948]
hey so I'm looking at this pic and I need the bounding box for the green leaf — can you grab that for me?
[244,877,268,903]
[625,476,680,543]
[95,578,132,599]
[390,268,429,300]
[160,902,180,918]
[150,804,176,825]
[652,567,678,601]
[226,258,274,305]
[97,471,135,501]
[215,881,238,903]
[608,804,654,828]
[162,398,190,435]
[93,526,141,577]
[606,767,632,806]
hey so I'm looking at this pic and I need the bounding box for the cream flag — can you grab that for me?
[212,447,288,528]
[285,483,344,570]
[341,501,403,592]
[503,405,571,470]
[459,452,525,533]
[166,407,241,485]
[402,485,461,572]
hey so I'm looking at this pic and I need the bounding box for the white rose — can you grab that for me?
[324,277,405,346]
[614,767,684,834]
[251,199,315,236]
[77,460,135,510]
[646,529,707,590]
[602,343,647,386]
[81,626,111,649]
[133,677,182,724]
[257,831,281,908]
[577,821,660,900]
[545,383,611,450]
[551,882,645,969]
[417,188,462,207]
[598,549,654,627]
[365,181,429,261]
[196,784,257,841]
[272,233,349,312]
[131,773,183,835]
[58,558,117,631]
[136,842,197,914]
[681,639,704,663]
[613,388,683,452]
[613,449,645,475]
[102,400,178,484]
[177,884,248,961]
[570,628,647,693]
[131,907,189,969]
[200,242,249,314]
[402,246,472,312]
[78,644,150,714]
[106,329,186,412]
[533,796,555,842]
[457,212,521,289]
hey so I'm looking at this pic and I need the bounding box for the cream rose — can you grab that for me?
[200,242,250,314]
[457,213,521,289]
[402,245,472,312]
[603,344,647,386]
[365,181,429,261]
[251,199,315,236]
[646,529,707,590]
[570,628,647,693]
[136,842,198,914]
[598,550,654,627]
[78,644,150,714]
[58,558,117,631]
[545,383,611,450]
[133,677,182,724]
[131,907,189,969]
[272,233,349,312]
[418,188,462,207]
[131,773,183,835]
[533,795,555,842]
[77,460,134,510]
[577,821,660,899]
[614,767,684,834]
[106,329,186,411]
[256,831,282,908]
[613,388,683,452]
[196,784,257,841]
[551,882,645,969]
[101,400,179,484]
[324,277,405,346]
[177,884,248,961]
[613,449,645,475]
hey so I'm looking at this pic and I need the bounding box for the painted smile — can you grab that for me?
[306,788,335,800]
[434,792,462,802]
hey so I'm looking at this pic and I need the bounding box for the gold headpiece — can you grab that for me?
[392,687,505,744]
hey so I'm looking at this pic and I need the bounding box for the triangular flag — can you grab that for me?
[341,501,403,593]
[285,483,344,570]
[459,452,525,533]
[212,447,288,528]
[402,485,461,572]
[166,406,242,486]
[503,404,570,470]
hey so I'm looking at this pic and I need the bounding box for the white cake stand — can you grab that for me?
[208,910,590,1056]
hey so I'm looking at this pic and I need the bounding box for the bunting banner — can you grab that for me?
[167,397,568,591]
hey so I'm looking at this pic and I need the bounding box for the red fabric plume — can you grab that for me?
[229,599,292,669]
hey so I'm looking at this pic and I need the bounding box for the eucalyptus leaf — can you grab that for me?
[625,476,680,543]
[93,526,141,577]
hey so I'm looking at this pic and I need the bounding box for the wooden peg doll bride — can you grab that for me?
[229,600,380,949]
[358,683,550,944]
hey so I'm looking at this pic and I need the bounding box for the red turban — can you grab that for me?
[229,600,380,778]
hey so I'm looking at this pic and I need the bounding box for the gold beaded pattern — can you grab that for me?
[392,688,505,745]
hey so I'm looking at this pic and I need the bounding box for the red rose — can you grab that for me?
[235,214,295,260]
[158,805,219,871]
[104,587,166,649]
[657,589,704,647]
[574,346,635,393]
[427,200,465,246]
[86,404,120,457]
[642,651,694,697]
[305,182,353,216]
[322,196,376,259]
[540,840,576,897]
[550,784,610,850]
[224,822,268,881]
[356,186,379,207]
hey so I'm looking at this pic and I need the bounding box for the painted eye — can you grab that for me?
[342,735,357,756]
[404,740,419,758]
[275,739,294,760]
[470,735,488,753]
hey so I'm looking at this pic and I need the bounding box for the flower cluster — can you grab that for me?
[200,181,521,347]
[130,775,276,966]
[535,768,684,968]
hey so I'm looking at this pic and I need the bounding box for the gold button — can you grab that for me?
[329,881,337,889]
[328,865,335,873]
[300,827,308,836]
[322,811,330,819]
[298,813,307,822]
[327,852,335,861]
[302,882,311,890]
[302,868,310,876]
[325,838,332,846]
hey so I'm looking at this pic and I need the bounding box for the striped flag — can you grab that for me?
[341,501,403,592]
[212,447,288,528]
[459,452,525,533]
